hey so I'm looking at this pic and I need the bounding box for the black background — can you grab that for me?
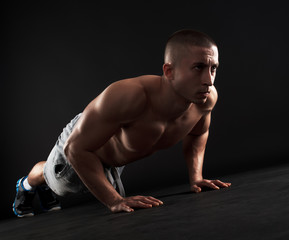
[1,1,289,220]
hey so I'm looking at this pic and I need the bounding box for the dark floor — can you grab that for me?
[1,163,289,240]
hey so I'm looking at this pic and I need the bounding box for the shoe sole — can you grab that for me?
[41,205,62,212]
[12,209,34,218]
[47,206,62,212]
[12,177,34,218]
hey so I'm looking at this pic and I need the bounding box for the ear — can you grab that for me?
[162,63,174,81]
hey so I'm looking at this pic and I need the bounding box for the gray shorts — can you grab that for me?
[43,113,125,197]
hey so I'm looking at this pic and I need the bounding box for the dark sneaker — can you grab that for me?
[37,185,61,212]
[12,176,36,217]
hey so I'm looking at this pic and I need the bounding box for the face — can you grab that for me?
[167,45,219,104]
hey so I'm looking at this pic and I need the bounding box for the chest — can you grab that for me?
[117,110,201,152]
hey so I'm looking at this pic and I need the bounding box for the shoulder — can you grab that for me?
[103,78,146,102]
[208,85,218,108]
[93,77,148,123]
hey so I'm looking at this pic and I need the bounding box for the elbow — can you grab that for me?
[63,141,90,166]
[63,141,75,165]
[63,142,69,159]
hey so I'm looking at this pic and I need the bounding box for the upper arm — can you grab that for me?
[189,112,212,136]
[183,113,211,155]
[64,80,147,153]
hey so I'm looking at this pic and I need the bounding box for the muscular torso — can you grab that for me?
[94,75,215,167]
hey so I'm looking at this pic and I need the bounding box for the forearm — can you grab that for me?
[183,131,209,185]
[65,147,123,208]
[184,131,232,193]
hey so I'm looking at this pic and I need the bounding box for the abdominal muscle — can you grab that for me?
[94,135,156,167]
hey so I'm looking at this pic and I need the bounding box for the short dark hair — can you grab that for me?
[164,29,217,64]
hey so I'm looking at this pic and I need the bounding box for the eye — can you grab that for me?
[193,65,204,71]
[211,65,218,73]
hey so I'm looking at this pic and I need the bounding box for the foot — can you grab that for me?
[37,185,61,212]
[13,176,36,217]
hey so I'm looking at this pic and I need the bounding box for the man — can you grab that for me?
[13,29,231,217]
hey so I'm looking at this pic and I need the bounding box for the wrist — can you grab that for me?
[107,196,124,209]
[190,174,203,183]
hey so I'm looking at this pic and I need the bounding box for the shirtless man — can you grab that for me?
[13,29,231,217]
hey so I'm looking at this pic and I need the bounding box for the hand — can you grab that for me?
[191,179,231,193]
[110,195,164,213]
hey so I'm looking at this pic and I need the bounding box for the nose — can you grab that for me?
[202,71,214,87]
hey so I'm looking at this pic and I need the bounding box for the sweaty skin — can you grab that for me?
[64,45,231,213]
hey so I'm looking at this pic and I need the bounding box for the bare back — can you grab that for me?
[66,75,217,167]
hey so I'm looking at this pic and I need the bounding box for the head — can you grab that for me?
[163,29,219,104]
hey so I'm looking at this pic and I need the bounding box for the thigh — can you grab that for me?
[43,145,87,196]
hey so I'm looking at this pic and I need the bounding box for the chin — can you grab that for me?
[192,98,208,105]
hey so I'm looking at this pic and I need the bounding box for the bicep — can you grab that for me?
[183,114,211,154]
[66,105,121,152]
[189,112,212,137]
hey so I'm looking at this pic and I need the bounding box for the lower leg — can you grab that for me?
[27,161,46,187]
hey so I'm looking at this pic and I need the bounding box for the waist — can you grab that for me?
[96,140,154,167]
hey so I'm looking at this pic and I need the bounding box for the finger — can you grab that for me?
[213,180,231,188]
[111,203,134,213]
[127,200,153,209]
[191,185,202,193]
[146,196,164,205]
[142,199,161,207]
[122,205,134,213]
[131,196,163,206]
[202,180,220,190]
[134,197,158,206]
[216,180,232,187]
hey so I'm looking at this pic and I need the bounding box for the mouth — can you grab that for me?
[198,91,210,97]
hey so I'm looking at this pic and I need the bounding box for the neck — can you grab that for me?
[156,75,192,120]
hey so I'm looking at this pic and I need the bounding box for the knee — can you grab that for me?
[28,161,46,186]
